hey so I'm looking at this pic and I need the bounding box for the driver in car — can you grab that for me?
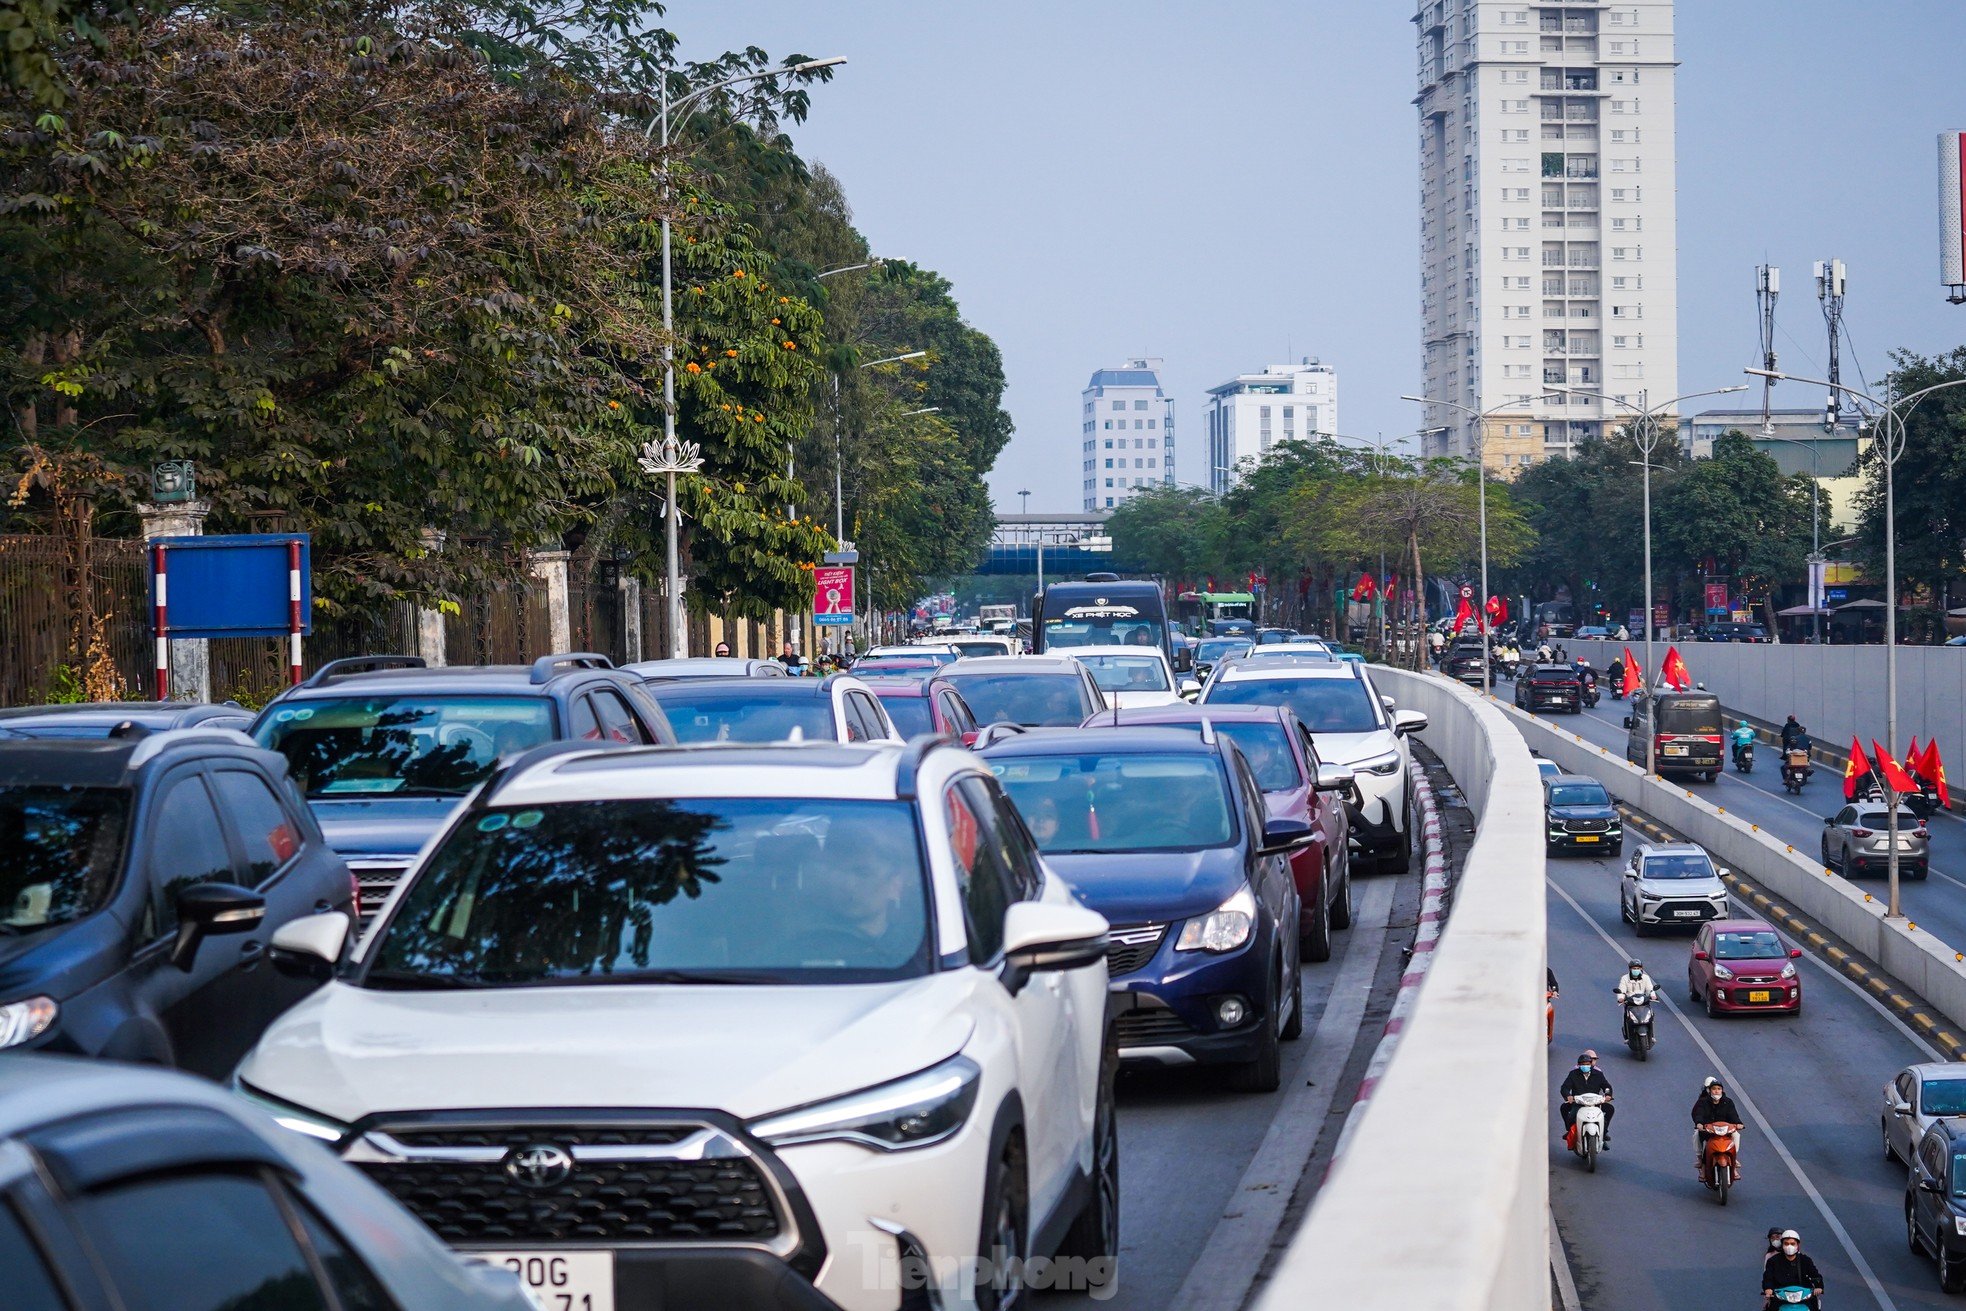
[807,816,921,961]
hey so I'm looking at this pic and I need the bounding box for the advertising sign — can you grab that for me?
[813,566,855,626]
[1704,582,1729,615]
[1943,132,1966,297]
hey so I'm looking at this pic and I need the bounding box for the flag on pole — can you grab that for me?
[1908,737,1924,783]
[1485,595,1508,628]
[1452,595,1475,633]
[1844,738,1871,800]
[1619,647,1641,698]
[1872,740,1920,795]
[1351,572,1376,602]
[1660,646,1692,691]
[1923,740,1951,809]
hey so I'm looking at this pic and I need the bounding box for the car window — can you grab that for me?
[568,695,603,741]
[292,1194,395,1311]
[1835,807,1856,825]
[1900,1071,1917,1103]
[1924,1081,1966,1117]
[148,775,237,933]
[852,693,890,740]
[942,673,1091,728]
[1858,811,1899,829]
[1951,1154,1966,1199]
[1158,722,1301,792]
[1072,653,1172,693]
[941,691,978,735]
[1638,854,1715,880]
[984,781,1045,901]
[72,1169,331,1311]
[0,784,130,932]
[0,1200,66,1311]
[876,694,936,738]
[1924,1136,1945,1179]
[988,752,1234,854]
[211,771,301,885]
[1711,929,1783,960]
[945,782,1012,964]
[258,695,557,798]
[1202,677,1379,734]
[843,694,873,743]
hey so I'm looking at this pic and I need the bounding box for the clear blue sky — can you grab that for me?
[675,1,1966,513]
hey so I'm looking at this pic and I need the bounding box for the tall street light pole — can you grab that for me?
[835,350,928,649]
[1747,368,1966,917]
[644,56,846,659]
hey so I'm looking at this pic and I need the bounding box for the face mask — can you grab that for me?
[1630,970,1641,978]
[1782,1244,1799,1256]
[1709,1091,1722,1101]
[1578,1064,1593,1073]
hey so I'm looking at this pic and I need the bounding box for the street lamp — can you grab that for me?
[637,435,705,657]
[1550,384,1751,774]
[1747,367,1966,917]
[831,350,929,649]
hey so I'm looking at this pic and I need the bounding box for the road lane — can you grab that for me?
[1547,833,1955,1310]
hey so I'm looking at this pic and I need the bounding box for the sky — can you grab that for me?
[673,1,1966,514]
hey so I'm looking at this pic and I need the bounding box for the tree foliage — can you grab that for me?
[1856,348,1966,621]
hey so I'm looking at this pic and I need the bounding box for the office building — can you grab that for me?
[1203,359,1341,493]
[1082,357,1175,510]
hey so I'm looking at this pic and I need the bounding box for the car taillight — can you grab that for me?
[1850,828,1872,838]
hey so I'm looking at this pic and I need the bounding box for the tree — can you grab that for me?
[1655,431,1811,625]
[1856,349,1966,630]
[1107,485,1228,583]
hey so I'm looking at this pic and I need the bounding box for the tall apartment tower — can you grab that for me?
[1081,357,1175,510]
[1204,359,1341,494]
[1413,1,1679,474]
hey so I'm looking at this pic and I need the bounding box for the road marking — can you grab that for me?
[1165,876,1397,1311]
[1549,878,1901,1311]
[1550,1207,1584,1311]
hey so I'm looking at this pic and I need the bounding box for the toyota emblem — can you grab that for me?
[505,1143,574,1189]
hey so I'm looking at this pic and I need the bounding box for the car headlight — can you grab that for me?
[1351,749,1403,777]
[1953,1215,1966,1238]
[233,1081,351,1145]
[1713,964,1734,980]
[750,1054,981,1152]
[1780,962,1797,979]
[1176,884,1257,953]
[0,997,56,1049]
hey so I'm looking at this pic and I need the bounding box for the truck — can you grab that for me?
[978,604,1017,635]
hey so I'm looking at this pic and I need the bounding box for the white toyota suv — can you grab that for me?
[1199,659,1427,873]
[235,738,1117,1311]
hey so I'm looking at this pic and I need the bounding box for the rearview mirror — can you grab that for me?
[1000,902,1108,996]
[1393,708,1429,736]
[1823,816,1837,826]
[1789,948,1803,959]
[270,911,352,981]
[170,883,266,972]
[1260,817,1317,855]
[1379,694,1397,709]
[1314,763,1356,793]
[1692,950,1709,961]
[1621,717,1634,730]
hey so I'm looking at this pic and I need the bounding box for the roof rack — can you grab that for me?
[475,738,629,807]
[529,653,615,684]
[895,733,953,799]
[125,727,259,771]
[970,722,1029,750]
[301,655,427,689]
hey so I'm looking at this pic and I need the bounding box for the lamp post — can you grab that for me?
[1551,384,1752,774]
[637,436,705,657]
[1746,368,1966,917]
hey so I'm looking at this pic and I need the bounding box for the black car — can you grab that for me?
[0,727,355,1077]
[1441,639,1489,688]
[0,701,253,738]
[1544,773,1623,856]
[1909,1117,1966,1293]
[1698,622,1770,644]
[251,653,675,922]
[979,726,1308,1093]
[1514,663,1584,714]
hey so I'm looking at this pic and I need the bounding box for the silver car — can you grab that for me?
[1620,841,1730,933]
[1822,801,1929,879]
[1884,1063,1966,1164]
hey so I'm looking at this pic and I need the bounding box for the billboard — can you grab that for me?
[1942,132,1966,300]
[813,566,855,626]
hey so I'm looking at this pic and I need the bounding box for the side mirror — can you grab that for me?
[1000,902,1108,996]
[1692,950,1710,962]
[1260,817,1317,855]
[1789,948,1803,959]
[1621,717,1634,730]
[1717,867,1731,878]
[170,883,266,972]
[1314,763,1356,793]
[269,911,352,981]
[1823,816,1837,826]
[1393,708,1429,736]
[960,730,979,748]
[1380,694,1397,709]
[1922,1178,1944,1194]
[1895,1101,1914,1116]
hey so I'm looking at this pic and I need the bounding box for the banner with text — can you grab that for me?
[814,566,855,625]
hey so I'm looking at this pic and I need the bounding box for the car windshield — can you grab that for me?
[949,641,1008,659]
[1549,784,1610,807]
[852,658,939,677]
[943,674,1087,727]
[1923,1081,1966,1117]
[1042,616,1161,648]
[650,689,835,744]
[1712,929,1782,960]
[1071,654,1171,693]
[988,752,1233,853]
[0,786,130,932]
[1203,677,1379,734]
[875,695,935,737]
[1197,640,1253,663]
[1640,854,1715,880]
[365,798,930,986]
[257,696,555,799]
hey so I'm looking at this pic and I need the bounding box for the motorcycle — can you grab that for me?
[1733,741,1755,774]
[1781,749,1813,795]
[1565,1092,1608,1172]
[1699,1122,1742,1204]
[1608,670,1627,702]
[1621,992,1656,1060]
[1578,670,1600,708]
[1767,1288,1817,1307]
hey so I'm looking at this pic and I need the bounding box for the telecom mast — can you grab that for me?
[1815,259,1847,429]
[1755,265,1780,433]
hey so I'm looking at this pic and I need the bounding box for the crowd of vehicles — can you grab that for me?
[0,570,1434,1310]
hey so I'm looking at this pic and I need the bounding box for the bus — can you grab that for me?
[1033,574,1174,664]
[1175,590,1256,636]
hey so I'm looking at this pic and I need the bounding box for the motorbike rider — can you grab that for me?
[1606,653,1626,694]
[1762,1230,1824,1310]
[1731,719,1757,767]
[1559,1050,1615,1147]
[1780,716,1806,751]
[1691,1076,1744,1181]
[1613,959,1657,1046]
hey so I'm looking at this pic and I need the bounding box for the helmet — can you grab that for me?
[1702,1076,1719,1088]
[1628,959,1643,973]
[1781,1230,1801,1243]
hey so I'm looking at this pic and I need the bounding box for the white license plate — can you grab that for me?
[1663,745,1688,756]
[473,1252,614,1311]
[1673,909,1701,918]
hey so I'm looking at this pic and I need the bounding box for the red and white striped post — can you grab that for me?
[152,543,170,699]
[287,538,304,684]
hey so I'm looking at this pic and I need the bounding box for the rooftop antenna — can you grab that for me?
[1815,258,1847,430]
[1755,265,1780,434]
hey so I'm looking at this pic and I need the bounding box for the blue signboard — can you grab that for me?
[149,534,312,638]
[1826,587,1848,603]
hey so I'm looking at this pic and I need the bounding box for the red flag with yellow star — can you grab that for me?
[1844,737,1870,801]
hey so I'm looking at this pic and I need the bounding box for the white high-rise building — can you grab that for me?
[1081,357,1175,510]
[1203,359,1341,494]
[1413,0,1679,475]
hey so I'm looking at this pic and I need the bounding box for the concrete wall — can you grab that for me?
[1507,702,1966,1035]
[1260,668,1550,1311]
[1571,639,1966,758]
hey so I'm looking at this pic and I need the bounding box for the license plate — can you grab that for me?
[1663,745,1688,756]
[473,1252,614,1311]
[1573,834,1600,843]
[1747,990,1771,1003]
[1673,909,1701,918]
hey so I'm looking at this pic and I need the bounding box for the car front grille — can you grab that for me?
[1565,819,1610,833]
[350,1121,780,1246]
[1651,899,1720,922]
[346,860,411,924]
[1115,1009,1194,1048]
[1106,924,1166,977]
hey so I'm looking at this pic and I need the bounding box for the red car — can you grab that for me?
[1689,918,1803,1016]
[1088,703,1355,962]
[861,675,981,745]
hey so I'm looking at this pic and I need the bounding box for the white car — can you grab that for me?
[1199,661,1426,872]
[1620,841,1731,933]
[645,673,903,744]
[1052,647,1186,709]
[236,739,1117,1311]
[1242,641,1333,660]
[1884,1063,1966,1165]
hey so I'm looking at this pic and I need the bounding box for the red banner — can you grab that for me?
[813,566,855,623]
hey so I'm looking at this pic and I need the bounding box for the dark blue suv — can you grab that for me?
[978,725,1308,1092]
[251,654,674,922]
[0,727,354,1077]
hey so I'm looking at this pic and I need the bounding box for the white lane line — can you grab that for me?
[1165,876,1397,1311]
[1550,1207,1584,1311]
[1548,877,1900,1311]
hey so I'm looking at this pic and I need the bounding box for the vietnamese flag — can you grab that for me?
[1351,572,1376,602]
[1844,738,1871,800]
[1619,647,1642,698]
[1872,741,1920,795]
[1452,595,1475,633]
[1908,737,1925,785]
[1660,646,1692,691]
[1921,740,1951,809]
[1486,594,1509,627]
[1383,575,1397,599]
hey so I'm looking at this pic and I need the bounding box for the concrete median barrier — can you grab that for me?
[1257,667,1549,1311]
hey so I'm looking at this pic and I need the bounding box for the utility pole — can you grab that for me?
[1815,259,1848,430]
[1755,265,1780,432]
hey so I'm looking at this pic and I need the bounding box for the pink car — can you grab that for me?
[1689,919,1803,1017]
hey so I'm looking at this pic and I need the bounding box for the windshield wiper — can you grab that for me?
[362,969,493,990]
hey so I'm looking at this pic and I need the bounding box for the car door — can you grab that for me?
[1231,750,1295,958]
[1622,855,1641,916]
[1689,924,1712,995]
[1894,1070,1921,1163]
[588,686,650,744]
[1831,806,1857,861]
[1917,1134,1948,1243]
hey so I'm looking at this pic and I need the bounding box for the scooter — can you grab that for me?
[1767,1288,1817,1307]
[1579,670,1600,708]
[1781,749,1813,795]
[1566,1092,1608,1172]
[1621,992,1656,1060]
[1699,1123,1742,1205]
[1733,741,1755,774]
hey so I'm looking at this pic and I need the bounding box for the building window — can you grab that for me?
[1111,400,1124,410]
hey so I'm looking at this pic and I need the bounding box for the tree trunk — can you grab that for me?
[17,332,44,441]
[1409,530,1428,671]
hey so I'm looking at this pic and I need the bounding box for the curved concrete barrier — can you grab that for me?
[1257,667,1550,1311]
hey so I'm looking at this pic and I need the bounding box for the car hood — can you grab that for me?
[1039,847,1246,927]
[1635,876,1727,898]
[1103,689,1185,709]
[309,796,461,857]
[236,973,978,1125]
[0,912,126,1000]
[1310,729,1400,768]
[1548,803,1619,823]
